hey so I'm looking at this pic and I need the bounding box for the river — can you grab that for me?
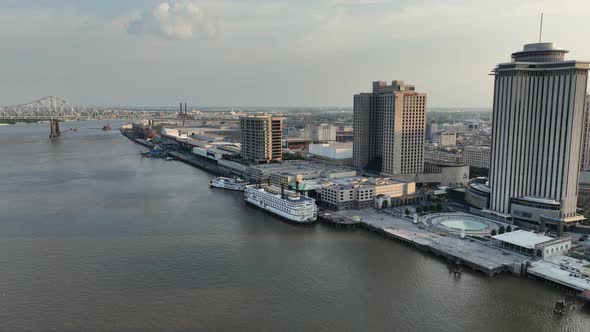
[0,121,589,331]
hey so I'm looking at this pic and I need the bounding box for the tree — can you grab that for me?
[435,203,442,212]
[491,229,497,236]
[404,209,410,216]
[423,205,430,212]
[506,225,512,232]
[499,226,505,234]
[416,206,423,214]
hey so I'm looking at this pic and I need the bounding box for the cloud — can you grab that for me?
[127,1,217,40]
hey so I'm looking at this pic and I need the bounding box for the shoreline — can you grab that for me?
[120,129,590,303]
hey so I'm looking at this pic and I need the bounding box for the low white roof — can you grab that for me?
[492,230,554,249]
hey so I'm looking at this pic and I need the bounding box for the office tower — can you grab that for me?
[240,115,283,163]
[426,121,438,141]
[488,42,589,229]
[581,94,590,170]
[310,124,336,142]
[353,80,426,175]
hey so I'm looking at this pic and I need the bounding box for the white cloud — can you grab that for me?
[127,1,217,40]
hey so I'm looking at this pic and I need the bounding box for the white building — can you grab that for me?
[308,142,353,160]
[310,124,336,142]
[433,133,457,146]
[353,80,426,175]
[462,146,491,169]
[488,42,589,229]
[491,230,571,258]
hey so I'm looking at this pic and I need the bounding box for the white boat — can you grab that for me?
[244,184,317,223]
[209,177,246,191]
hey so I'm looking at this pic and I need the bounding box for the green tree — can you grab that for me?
[416,206,423,214]
[435,203,442,212]
[506,225,512,232]
[423,205,430,212]
[404,209,410,216]
[499,226,505,234]
[491,229,497,236]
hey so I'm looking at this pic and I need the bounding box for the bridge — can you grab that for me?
[0,96,155,138]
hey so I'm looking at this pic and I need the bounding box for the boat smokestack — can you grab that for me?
[281,181,285,199]
[295,180,300,194]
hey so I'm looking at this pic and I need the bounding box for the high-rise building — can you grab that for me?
[240,115,283,163]
[310,124,336,142]
[426,121,438,141]
[581,94,590,170]
[353,80,426,175]
[488,42,589,229]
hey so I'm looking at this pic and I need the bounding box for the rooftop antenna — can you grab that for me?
[538,13,544,43]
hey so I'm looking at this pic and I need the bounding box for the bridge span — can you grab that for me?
[0,96,155,138]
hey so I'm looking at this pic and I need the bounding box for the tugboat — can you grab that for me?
[102,123,112,131]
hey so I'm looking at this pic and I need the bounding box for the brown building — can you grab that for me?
[353,80,426,175]
[240,115,283,163]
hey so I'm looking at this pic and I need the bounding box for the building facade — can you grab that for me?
[488,42,589,228]
[240,115,283,163]
[433,133,457,146]
[462,146,491,169]
[319,178,416,210]
[310,124,336,142]
[581,94,590,170]
[353,80,426,175]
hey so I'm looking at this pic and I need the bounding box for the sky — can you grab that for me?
[1,0,589,108]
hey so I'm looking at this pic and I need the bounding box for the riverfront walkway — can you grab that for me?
[336,209,530,276]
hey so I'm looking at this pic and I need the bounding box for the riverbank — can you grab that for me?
[120,129,590,303]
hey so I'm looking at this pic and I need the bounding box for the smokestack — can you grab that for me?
[295,180,300,194]
[184,102,188,114]
[180,102,183,114]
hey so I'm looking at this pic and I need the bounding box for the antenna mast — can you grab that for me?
[538,13,544,43]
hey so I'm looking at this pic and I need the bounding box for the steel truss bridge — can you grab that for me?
[0,96,155,138]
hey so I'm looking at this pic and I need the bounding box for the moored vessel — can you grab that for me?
[209,177,246,191]
[244,184,317,223]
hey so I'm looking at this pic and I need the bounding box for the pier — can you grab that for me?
[334,209,530,276]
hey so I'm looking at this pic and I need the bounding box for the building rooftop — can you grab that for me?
[491,230,554,249]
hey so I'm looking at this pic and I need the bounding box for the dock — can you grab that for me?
[335,209,530,276]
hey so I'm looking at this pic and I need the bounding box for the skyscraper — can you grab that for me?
[488,42,589,229]
[581,94,590,171]
[353,80,426,175]
[240,115,283,163]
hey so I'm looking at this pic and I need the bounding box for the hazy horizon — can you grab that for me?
[1,0,589,108]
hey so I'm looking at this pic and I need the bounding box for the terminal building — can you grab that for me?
[491,230,571,259]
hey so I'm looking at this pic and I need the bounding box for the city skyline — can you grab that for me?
[1,0,590,107]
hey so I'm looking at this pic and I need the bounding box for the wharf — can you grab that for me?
[336,209,530,276]
[527,256,590,293]
[121,129,222,175]
[167,150,222,175]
